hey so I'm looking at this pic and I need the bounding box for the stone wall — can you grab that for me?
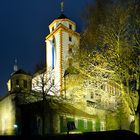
[0,94,16,135]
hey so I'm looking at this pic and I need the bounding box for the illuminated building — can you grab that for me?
[45,13,80,96]
[0,68,32,135]
[0,2,139,135]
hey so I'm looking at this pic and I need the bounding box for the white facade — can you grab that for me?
[45,17,80,96]
[49,19,76,33]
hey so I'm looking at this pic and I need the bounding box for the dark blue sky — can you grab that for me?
[0,0,94,96]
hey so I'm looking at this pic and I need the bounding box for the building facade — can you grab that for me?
[45,13,80,96]
[0,10,139,135]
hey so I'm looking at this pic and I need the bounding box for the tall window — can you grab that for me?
[75,118,78,128]
[101,84,105,90]
[69,24,72,30]
[52,46,55,69]
[100,122,105,131]
[37,116,42,135]
[32,83,35,88]
[52,37,55,69]
[92,121,96,131]
[69,36,72,42]
[84,119,87,129]
[52,79,54,85]
[63,116,67,128]
[16,79,19,87]
[52,37,55,43]
[23,80,27,88]
[52,26,54,31]
[36,80,39,86]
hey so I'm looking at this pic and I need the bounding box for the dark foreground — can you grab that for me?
[0,130,139,140]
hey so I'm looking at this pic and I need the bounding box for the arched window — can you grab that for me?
[16,79,19,86]
[100,122,105,131]
[69,24,72,30]
[52,37,55,69]
[52,37,55,43]
[69,36,72,42]
[92,121,96,131]
[37,116,42,135]
[23,80,27,88]
[52,46,55,69]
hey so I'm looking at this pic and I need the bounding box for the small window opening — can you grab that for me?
[23,80,27,88]
[16,79,19,86]
[52,26,54,31]
[69,24,72,30]
[69,36,72,42]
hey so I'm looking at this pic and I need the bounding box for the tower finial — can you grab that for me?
[61,0,64,13]
[14,58,18,72]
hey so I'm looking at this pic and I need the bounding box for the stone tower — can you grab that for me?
[45,11,80,96]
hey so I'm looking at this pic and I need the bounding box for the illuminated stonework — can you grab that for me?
[0,9,139,135]
[45,15,80,96]
[0,95,16,135]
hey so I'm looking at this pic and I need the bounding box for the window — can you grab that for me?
[69,24,72,30]
[90,92,94,99]
[52,37,55,69]
[52,26,54,31]
[92,121,96,131]
[23,80,27,88]
[32,83,35,88]
[36,80,39,86]
[52,37,55,43]
[37,116,42,135]
[52,46,55,69]
[16,79,19,86]
[69,36,72,42]
[100,122,105,131]
[75,118,78,128]
[101,84,105,90]
[52,79,54,85]
[84,119,87,129]
[63,116,67,128]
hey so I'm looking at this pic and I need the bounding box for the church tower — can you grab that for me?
[45,2,80,96]
[7,59,32,93]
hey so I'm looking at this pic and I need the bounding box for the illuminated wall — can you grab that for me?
[0,94,16,135]
[64,73,134,131]
[49,19,76,33]
[32,72,47,92]
[60,115,96,133]
[45,18,80,96]
[46,30,61,95]
[32,14,137,134]
[10,73,32,93]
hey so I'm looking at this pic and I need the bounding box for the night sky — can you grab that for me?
[0,0,94,96]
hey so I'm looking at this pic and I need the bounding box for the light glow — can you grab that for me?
[13,124,18,128]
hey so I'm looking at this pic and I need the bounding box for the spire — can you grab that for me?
[57,0,67,19]
[13,58,18,72]
[61,0,64,14]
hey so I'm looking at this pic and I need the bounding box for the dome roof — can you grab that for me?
[57,13,68,19]
[11,69,31,76]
